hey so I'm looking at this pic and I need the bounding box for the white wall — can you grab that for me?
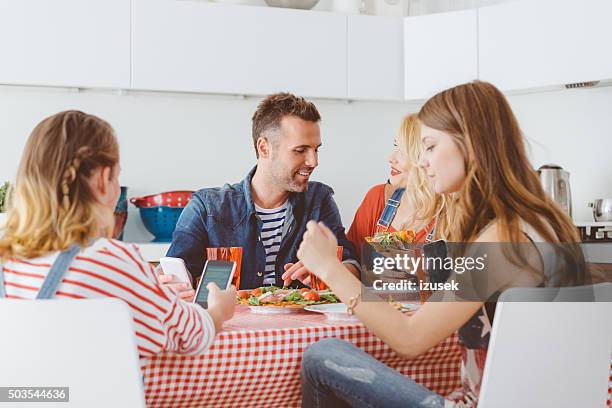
[509,86,612,220]
[1,84,611,242]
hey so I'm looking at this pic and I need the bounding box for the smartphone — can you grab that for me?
[193,260,236,308]
[159,257,193,285]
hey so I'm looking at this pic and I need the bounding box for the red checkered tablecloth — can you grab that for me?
[608,360,612,407]
[142,305,462,407]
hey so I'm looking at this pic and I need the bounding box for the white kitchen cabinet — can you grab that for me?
[347,15,404,101]
[478,0,612,92]
[132,0,347,99]
[403,9,478,100]
[0,0,130,89]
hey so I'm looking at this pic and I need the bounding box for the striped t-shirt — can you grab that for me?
[255,201,288,285]
[0,238,216,363]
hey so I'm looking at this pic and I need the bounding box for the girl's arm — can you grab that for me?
[297,221,521,359]
[320,263,482,358]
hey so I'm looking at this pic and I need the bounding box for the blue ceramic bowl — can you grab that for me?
[138,206,185,242]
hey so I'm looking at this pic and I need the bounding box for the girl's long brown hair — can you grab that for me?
[0,111,119,260]
[418,81,583,283]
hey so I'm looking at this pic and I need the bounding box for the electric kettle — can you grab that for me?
[537,164,572,217]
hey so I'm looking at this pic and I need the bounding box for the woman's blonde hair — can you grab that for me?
[0,110,119,259]
[397,114,452,240]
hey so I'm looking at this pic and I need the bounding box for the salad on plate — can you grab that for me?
[237,286,339,310]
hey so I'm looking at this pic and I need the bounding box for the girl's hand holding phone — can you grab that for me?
[206,283,236,332]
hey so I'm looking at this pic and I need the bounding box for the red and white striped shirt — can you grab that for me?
[1,238,216,360]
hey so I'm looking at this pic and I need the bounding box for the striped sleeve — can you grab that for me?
[121,241,216,355]
[2,238,218,358]
[160,293,216,355]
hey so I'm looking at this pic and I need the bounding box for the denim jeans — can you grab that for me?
[300,338,446,408]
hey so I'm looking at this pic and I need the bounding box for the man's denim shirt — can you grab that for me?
[166,167,358,289]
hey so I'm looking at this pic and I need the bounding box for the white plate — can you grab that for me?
[304,302,421,320]
[248,305,303,314]
[303,303,359,321]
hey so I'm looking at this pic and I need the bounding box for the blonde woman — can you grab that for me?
[297,82,583,407]
[0,111,236,361]
[347,114,449,260]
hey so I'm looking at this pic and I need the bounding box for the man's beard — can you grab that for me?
[270,163,309,193]
[286,176,309,193]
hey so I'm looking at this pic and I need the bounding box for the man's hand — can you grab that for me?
[281,261,312,287]
[156,265,196,301]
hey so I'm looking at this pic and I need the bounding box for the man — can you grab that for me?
[160,93,359,296]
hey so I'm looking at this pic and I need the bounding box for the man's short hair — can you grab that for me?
[251,93,321,158]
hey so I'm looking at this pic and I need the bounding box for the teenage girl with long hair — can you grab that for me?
[296,81,583,407]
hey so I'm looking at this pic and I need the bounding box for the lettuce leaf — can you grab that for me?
[320,294,339,303]
[283,291,303,302]
[248,297,260,306]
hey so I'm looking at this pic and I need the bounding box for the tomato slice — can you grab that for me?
[303,291,320,301]
[237,290,250,299]
[250,288,262,297]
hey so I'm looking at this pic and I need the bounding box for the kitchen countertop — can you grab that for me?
[6,214,610,265]
[575,221,612,227]
[124,241,612,264]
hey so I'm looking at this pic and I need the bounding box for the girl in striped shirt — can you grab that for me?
[0,110,235,361]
